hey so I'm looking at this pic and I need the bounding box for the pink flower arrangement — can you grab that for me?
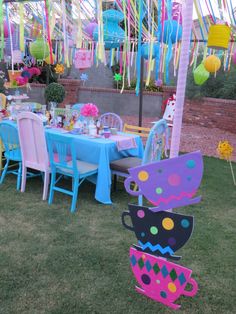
[81,103,99,117]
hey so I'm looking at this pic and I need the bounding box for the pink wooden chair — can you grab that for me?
[17,112,50,200]
[99,113,123,131]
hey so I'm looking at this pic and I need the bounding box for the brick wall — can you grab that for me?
[58,79,80,107]
[183,98,236,133]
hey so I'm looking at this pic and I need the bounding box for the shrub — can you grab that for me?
[44,83,65,103]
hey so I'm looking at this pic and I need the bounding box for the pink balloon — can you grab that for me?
[84,22,98,38]
[233,50,236,65]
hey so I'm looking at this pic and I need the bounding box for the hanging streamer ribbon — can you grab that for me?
[0,0,3,61]
[135,0,144,96]
[19,3,25,53]
[44,0,53,65]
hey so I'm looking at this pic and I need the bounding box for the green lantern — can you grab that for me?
[29,37,50,60]
[193,63,210,86]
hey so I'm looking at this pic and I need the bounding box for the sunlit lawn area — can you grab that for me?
[0,156,235,314]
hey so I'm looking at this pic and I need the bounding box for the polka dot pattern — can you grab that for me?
[181,219,190,228]
[150,226,158,235]
[168,174,181,186]
[141,274,151,285]
[138,171,149,182]
[162,218,174,230]
[156,187,163,195]
[168,282,177,293]
[137,210,145,218]
[168,237,176,246]
[160,291,167,298]
[186,159,196,169]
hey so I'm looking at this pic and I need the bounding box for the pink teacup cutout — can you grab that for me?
[130,247,198,310]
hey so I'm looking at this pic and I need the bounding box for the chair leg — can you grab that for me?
[71,177,79,213]
[113,174,117,191]
[21,166,27,193]
[48,171,56,205]
[0,159,9,185]
[42,171,50,201]
[17,162,22,191]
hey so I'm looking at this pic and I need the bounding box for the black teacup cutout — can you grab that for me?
[122,204,194,259]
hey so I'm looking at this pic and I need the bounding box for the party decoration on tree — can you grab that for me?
[217,141,235,186]
[157,20,182,45]
[114,72,122,90]
[93,9,125,49]
[207,24,231,50]
[193,63,210,85]
[203,55,221,73]
[155,79,163,88]
[123,151,203,309]
[29,37,50,60]
[80,73,88,86]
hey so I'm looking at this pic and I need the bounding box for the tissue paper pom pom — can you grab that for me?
[81,103,99,117]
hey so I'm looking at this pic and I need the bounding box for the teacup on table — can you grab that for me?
[130,247,198,310]
[122,204,193,260]
[124,151,203,212]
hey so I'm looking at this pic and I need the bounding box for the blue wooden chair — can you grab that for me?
[0,121,22,190]
[110,119,169,205]
[47,133,98,213]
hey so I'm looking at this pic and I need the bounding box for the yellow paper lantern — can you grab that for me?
[207,25,231,50]
[45,53,56,64]
[204,55,221,73]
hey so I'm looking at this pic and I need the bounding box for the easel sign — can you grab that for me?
[74,49,92,69]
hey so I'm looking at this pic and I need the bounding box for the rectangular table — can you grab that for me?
[45,128,144,204]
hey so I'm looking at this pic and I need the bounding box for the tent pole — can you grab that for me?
[138,57,144,127]
[170,0,194,158]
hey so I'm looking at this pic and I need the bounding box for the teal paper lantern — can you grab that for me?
[30,37,50,60]
[141,43,159,60]
[193,63,210,85]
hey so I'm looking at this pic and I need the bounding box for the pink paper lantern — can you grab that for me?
[84,22,98,38]
[233,50,236,65]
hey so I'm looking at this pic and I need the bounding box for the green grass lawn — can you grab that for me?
[0,156,235,314]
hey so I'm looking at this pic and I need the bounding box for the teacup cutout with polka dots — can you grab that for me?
[122,204,193,259]
[130,247,198,310]
[125,151,203,212]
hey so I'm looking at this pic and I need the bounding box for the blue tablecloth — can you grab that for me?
[0,120,143,204]
[46,128,143,204]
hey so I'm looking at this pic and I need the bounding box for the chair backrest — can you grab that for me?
[100,113,123,131]
[0,121,21,160]
[142,119,169,164]
[72,103,84,110]
[0,93,7,109]
[17,112,49,171]
[123,123,150,139]
[47,132,78,176]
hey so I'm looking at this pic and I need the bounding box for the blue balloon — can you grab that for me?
[93,10,125,49]
[141,43,159,60]
[156,20,182,44]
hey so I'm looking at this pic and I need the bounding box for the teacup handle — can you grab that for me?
[124,177,142,196]
[121,211,134,231]
[182,278,198,297]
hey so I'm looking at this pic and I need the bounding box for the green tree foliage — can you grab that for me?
[186,64,236,100]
